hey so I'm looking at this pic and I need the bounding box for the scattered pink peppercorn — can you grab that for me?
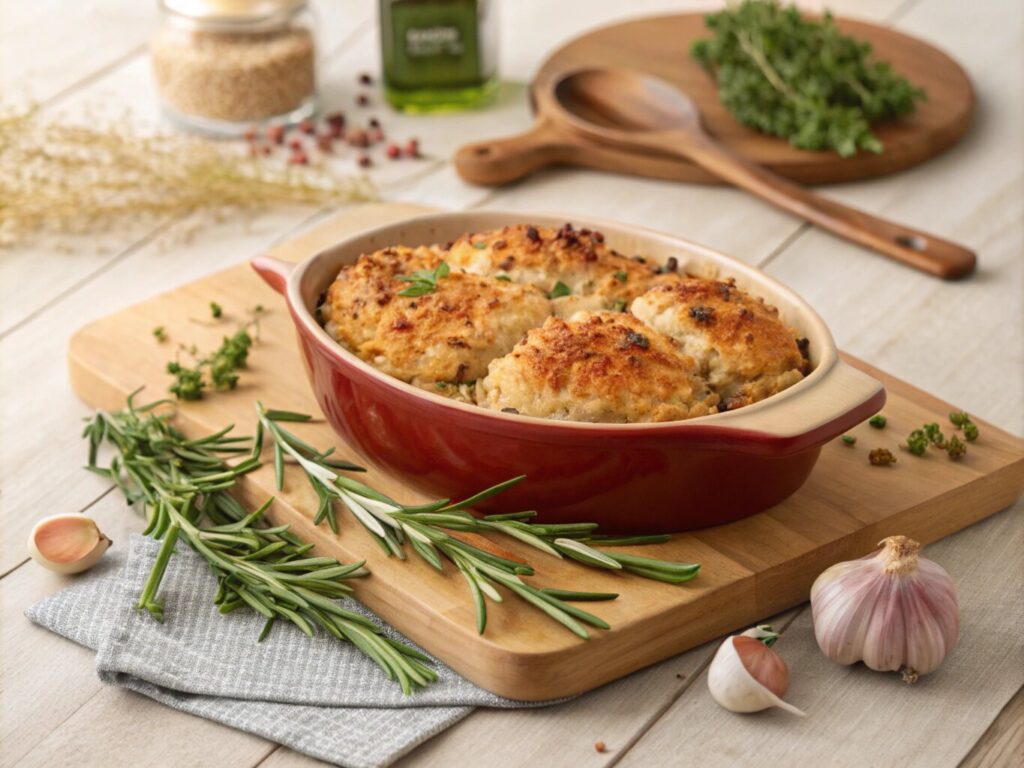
[358,73,373,85]
[357,154,372,168]
[298,119,315,135]
[316,134,334,152]
[404,138,420,158]
[288,151,309,165]
[347,129,369,148]
[243,126,258,142]
[326,111,345,128]
[266,124,285,144]
[369,127,385,143]
[287,137,303,150]
[356,93,370,107]
[385,143,401,159]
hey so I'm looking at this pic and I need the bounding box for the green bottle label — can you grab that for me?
[385,2,482,89]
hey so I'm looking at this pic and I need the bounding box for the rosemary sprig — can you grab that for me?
[258,405,700,637]
[84,391,436,693]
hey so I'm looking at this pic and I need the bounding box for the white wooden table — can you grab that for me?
[1,1,1021,766]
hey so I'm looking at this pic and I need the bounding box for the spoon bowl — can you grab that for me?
[552,68,703,134]
[541,67,976,280]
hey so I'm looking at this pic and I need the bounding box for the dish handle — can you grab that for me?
[251,255,295,296]
[715,359,887,450]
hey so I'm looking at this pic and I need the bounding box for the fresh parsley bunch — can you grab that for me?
[691,0,926,157]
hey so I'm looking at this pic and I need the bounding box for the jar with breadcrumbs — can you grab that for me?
[151,0,318,136]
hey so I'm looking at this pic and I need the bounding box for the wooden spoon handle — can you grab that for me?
[454,120,563,186]
[674,131,977,279]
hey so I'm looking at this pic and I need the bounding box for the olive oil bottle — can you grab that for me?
[379,0,498,112]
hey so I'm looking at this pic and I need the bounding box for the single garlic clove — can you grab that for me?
[707,627,805,716]
[27,514,111,574]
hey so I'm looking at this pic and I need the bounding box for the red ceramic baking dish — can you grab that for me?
[252,211,885,533]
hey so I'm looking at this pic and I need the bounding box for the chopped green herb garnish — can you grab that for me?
[495,274,512,282]
[610,299,628,312]
[167,361,204,400]
[963,422,979,442]
[153,326,167,342]
[397,261,450,297]
[614,271,628,283]
[473,241,488,250]
[868,414,887,429]
[209,301,223,318]
[690,0,925,157]
[548,281,571,299]
[167,329,253,401]
[841,435,856,446]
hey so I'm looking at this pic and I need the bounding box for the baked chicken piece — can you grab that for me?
[444,223,679,316]
[320,246,550,388]
[478,311,718,423]
[631,278,808,410]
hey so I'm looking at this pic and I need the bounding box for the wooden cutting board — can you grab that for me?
[67,204,1022,701]
[455,14,974,186]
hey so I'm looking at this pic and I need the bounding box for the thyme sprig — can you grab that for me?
[691,0,925,157]
[84,392,436,693]
[258,405,700,637]
[396,261,450,297]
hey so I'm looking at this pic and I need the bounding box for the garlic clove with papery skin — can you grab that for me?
[811,535,958,683]
[707,625,805,716]
[27,514,111,574]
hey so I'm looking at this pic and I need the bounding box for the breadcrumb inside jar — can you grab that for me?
[151,0,318,136]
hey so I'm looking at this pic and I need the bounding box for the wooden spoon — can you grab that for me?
[540,68,976,280]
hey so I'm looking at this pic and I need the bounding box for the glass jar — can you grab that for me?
[151,0,318,136]
[380,0,498,113]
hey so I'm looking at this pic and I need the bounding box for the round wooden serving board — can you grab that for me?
[457,13,975,186]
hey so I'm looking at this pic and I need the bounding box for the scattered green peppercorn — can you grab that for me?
[949,411,970,428]
[869,414,887,429]
[869,448,896,466]
[946,434,966,460]
[949,410,979,441]
[690,0,925,157]
[153,326,167,342]
[841,435,856,446]
[923,422,946,447]
[905,429,928,456]
[210,301,223,319]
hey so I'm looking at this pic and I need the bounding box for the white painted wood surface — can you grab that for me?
[0,0,1021,766]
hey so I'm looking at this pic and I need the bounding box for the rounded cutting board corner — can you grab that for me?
[529,12,975,186]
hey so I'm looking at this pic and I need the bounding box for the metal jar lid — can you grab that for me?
[159,0,308,30]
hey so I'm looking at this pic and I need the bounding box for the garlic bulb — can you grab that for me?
[811,535,958,683]
[707,625,805,715]
[27,514,111,574]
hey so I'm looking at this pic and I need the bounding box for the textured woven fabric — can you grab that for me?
[25,536,551,768]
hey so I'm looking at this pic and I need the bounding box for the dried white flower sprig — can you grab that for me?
[0,106,376,247]
[811,535,959,683]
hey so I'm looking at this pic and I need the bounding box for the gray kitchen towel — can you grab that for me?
[25,536,552,768]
